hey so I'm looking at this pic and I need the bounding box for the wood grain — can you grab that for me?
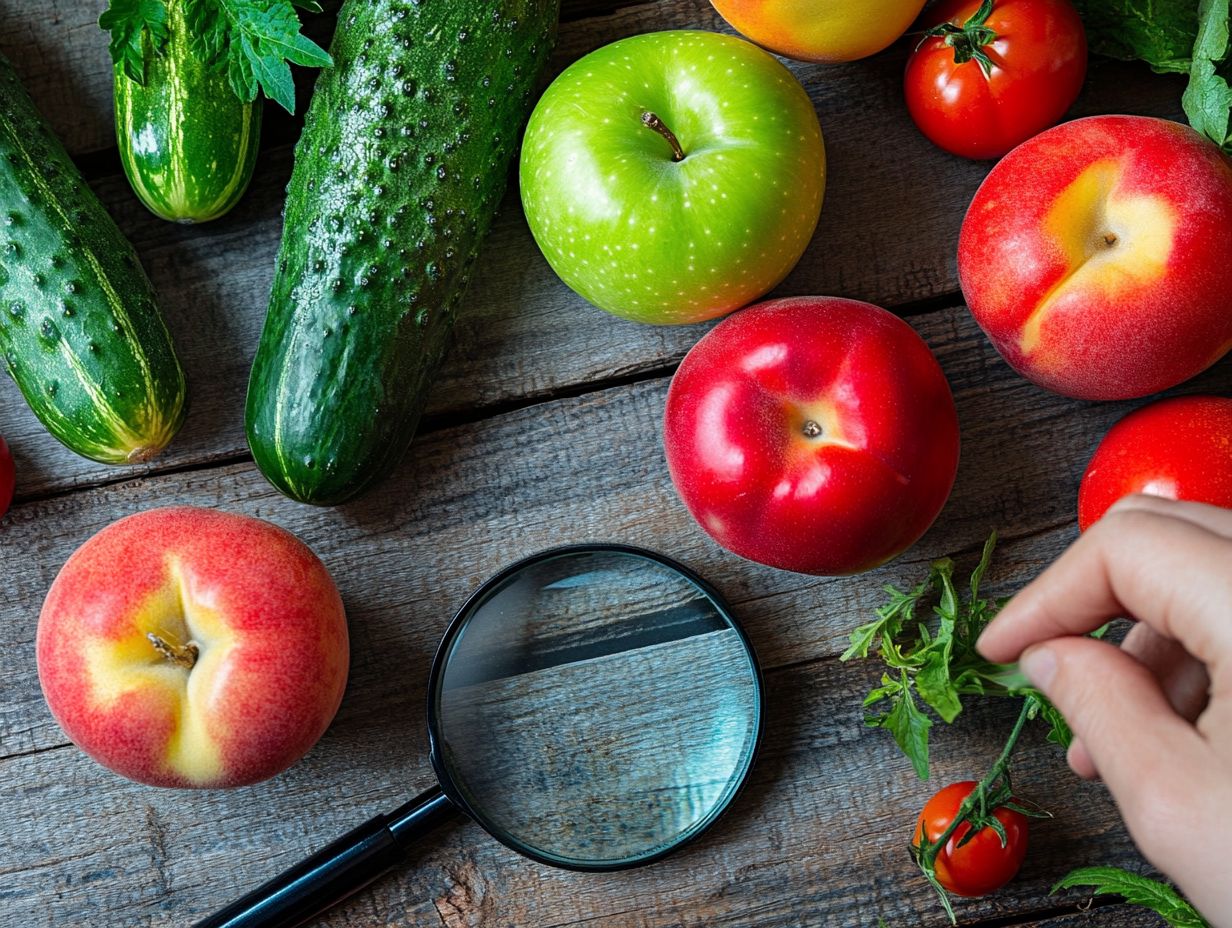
[0,0,1188,504]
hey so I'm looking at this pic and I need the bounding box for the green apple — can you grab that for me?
[519,30,826,325]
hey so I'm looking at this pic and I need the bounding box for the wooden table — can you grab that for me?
[1,2,1220,926]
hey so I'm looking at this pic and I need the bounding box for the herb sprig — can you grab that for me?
[98,0,333,114]
[844,533,1073,922]
[841,532,1070,780]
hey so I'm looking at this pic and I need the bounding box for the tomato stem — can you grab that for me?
[641,111,686,162]
[913,698,1037,923]
[921,0,999,77]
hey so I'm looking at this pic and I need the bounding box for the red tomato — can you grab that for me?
[1078,396,1232,531]
[914,781,1029,897]
[0,436,13,519]
[904,0,1087,160]
[662,297,959,576]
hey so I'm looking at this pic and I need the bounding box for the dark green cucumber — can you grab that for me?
[115,0,261,223]
[0,52,186,463]
[246,0,558,505]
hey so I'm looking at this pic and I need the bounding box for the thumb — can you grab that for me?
[1021,636,1207,827]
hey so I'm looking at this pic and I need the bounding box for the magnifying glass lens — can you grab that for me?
[433,548,761,869]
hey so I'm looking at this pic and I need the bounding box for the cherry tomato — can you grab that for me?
[913,781,1028,897]
[0,436,13,519]
[904,0,1087,160]
[1078,396,1232,531]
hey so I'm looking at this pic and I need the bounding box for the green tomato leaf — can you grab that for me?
[226,42,259,103]
[98,0,170,85]
[1183,0,1232,147]
[183,0,332,111]
[1075,0,1201,72]
[245,33,297,113]
[1053,867,1210,928]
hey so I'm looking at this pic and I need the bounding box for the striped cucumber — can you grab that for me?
[114,0,261,223]
[0,53,186,463]
[246,0,558,505]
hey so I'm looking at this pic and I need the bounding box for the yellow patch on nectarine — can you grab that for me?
[82,557,232,785]
[1021,160,1176,355]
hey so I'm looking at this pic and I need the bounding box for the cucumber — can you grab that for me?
[115,0,261,223]
[0,52,187,464]
[246,0,558,505]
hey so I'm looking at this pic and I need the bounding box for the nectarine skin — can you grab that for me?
[959,115,1232,401]
[37,507,349,788]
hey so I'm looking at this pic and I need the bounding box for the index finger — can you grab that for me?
[977,505,1232,668]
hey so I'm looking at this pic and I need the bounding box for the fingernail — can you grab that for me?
[1021,645,1057,690]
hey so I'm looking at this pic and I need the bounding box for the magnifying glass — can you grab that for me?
[196,544,764,928]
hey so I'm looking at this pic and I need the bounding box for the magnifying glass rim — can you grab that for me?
[425,542,765,873]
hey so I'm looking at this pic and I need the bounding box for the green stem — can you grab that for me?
[914,699,1036,924]
[920,699,1032,870]
[921,0,999,77]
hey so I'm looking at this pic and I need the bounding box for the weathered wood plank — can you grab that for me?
[0,642,1160,928]
[0,1,1188,503]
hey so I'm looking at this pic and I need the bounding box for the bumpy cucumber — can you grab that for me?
[115,0,261,223]
[0,53,186,463]
[246,0,558,505]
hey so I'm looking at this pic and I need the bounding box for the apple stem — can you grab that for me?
[802,420,823,438]
[641,111,686,162]
[147,632,199,670]
[1103,232,1118,247]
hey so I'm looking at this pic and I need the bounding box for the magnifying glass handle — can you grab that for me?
[193,787,456,928]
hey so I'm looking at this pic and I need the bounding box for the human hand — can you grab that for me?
[977,494,1232,926]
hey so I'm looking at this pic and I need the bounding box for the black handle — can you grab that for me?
[193,787,456,928]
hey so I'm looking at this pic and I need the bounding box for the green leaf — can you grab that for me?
[1034,696,1074,748]
[1183,0,1232,147]
[1075,0,1201,72]
[245,32,297,113]
[841,582,925,662]
[879,672,932,780]
[862,674,902,709]
[931,557,959,623]
[969,531,996,602]
[98,0,170,85]
[1053,867,1210,928]
[916,648,962,723]
[183,0,333,112]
